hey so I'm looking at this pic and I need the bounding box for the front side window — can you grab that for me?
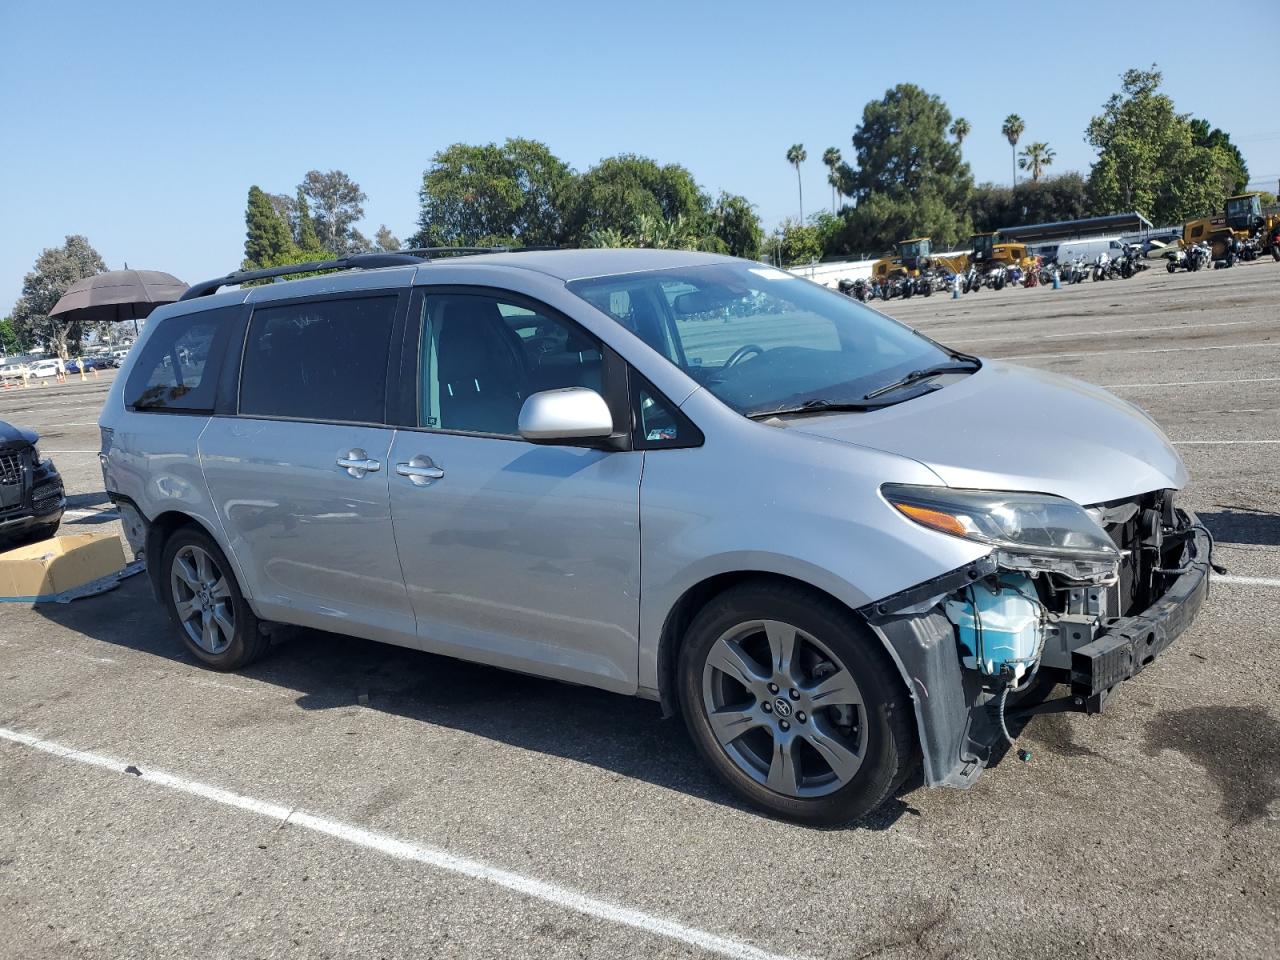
[126,308,229,411]
[239,296,396,423]
[418,293,604,436]
[569,262,954,418]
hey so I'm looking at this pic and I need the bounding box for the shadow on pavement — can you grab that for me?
[35,577,915,830]
[1198,507,1280,547]
[1142,704,1280,825]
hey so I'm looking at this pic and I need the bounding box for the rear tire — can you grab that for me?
[160,526,268,670]
[677,581,916,826]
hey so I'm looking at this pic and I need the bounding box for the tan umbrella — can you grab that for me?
[50,269,187,325]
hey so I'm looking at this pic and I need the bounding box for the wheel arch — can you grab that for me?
[144,509,244,604]
[654,571,913,720]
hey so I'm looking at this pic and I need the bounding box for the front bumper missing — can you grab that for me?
[863,517,1212,789]
[1070,522,1211,713]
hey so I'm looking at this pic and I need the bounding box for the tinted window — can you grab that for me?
[240,296,396,423]
[419,293,603,436]
[126,308,230,411]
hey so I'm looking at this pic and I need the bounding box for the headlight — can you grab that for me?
[32,445,50,466]
[882,484,1120,561]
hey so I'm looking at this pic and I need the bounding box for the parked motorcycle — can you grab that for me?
[837,277,872,302]
[1092,253,1110,281]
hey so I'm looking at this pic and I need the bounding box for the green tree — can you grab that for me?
[786,143,807,221]
[564,154,708,241]
[243,185,297,269]
[838,83,974,253]
[710,192,763,259]
[0,317,24,355]
[10,235,106,359]
[1002,114,1025,185]
[950,117,971,147]
[1086,66,1239,223]
[294,187,325,256]
[413,138,573,248]
[1017,142,1055,182]
[374,225,401,251]
[822,147,842,213]
[773,217,821,266]
[300,169,367,255]
[968,172,1091,233]
[1189,119,1249,195]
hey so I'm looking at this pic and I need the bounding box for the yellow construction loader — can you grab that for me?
[968,232,1037,273]
[1179,193,1280,262]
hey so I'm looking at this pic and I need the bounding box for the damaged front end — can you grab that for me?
[860,485,1211,789]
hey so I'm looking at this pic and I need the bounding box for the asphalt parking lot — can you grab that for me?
[2,262,1277,959]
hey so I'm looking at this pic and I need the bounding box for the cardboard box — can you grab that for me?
[0,533,127,600]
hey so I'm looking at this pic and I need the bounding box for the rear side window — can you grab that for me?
[126,308,231,411]
[240,296,397,424]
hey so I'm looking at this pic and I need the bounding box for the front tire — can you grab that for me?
[677,581,916,826]
[160,526,268,670]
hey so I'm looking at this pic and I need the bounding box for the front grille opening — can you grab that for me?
[0,450,23,485]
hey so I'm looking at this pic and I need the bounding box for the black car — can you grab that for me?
[0,420,64,547]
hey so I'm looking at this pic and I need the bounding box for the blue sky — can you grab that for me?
[2,1,1277,308]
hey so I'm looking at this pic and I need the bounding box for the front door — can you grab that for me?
[387,289,643,692]
[200,291,415,643]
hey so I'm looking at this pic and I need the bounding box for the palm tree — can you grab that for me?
[786,144,807,222]
[821,147,842,213]
[1001,114,1025,186]
[949,117,971,147]
[1017,142,1056,182]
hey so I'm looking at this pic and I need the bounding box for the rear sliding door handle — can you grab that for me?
[396,455,444,485]
[337,449,381,478]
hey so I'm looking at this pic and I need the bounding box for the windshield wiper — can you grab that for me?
[862,360,981,401]
[748,398,886,420]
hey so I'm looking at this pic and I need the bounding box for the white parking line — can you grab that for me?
[952,318,1259,345]
[1104,377,1280,389]
[1216,575,1280,588]
[1002,342,1280,361]
[0,728,803,960]
[1172,440,1280,445]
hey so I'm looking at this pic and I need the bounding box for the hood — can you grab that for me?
[785,361,1186,506]
[0,420,38,449]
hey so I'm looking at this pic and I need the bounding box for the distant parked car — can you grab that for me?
[0,362,30,381]
[28,359,65,378]
[66,356,111,374]
[90,353,119,368]
[0,419,64,546]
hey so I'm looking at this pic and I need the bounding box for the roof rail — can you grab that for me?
[178,252,426,301]
[179,246,565,301]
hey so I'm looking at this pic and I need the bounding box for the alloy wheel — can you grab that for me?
[170,544,235,655]
[701,619,868,798]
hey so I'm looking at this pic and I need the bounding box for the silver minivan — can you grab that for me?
[99,248,1210,824]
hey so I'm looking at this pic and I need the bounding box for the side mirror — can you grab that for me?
[518,387,615,443]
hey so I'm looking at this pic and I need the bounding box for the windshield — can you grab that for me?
[971,235,994,259]
[899,239,929,260]
[1225,195,1259,226]
[567,262,954,417]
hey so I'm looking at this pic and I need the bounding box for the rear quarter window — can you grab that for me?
[125,306,235,412]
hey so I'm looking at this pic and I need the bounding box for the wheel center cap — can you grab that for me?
[773,697,793,718]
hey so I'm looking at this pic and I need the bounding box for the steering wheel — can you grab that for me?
[724,344,765,368]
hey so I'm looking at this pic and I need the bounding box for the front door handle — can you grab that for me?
[337,448,381,478]
[396,454,444,486]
